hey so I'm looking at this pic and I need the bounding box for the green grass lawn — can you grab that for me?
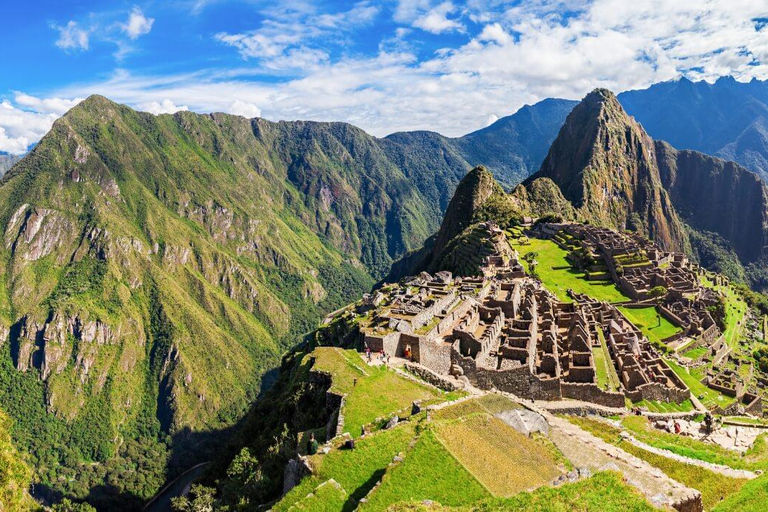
[568,416,748,510]
[432,394,521,421]
[511,237,629,303]
[312,348,446,437]
[594,330,621,391]
[273,422,418,511]
[664,358,735,409]
[618,306,681,345]
[682,346,708,360]
[633,399,695,413]
[434,414,562,496]
[409,471,656,512]
[361,429,490,510]
[713,473,768,511]
[701,277,749,349]
[287,480,348,512]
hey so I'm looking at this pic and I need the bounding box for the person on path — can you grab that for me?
[307,433,319,455]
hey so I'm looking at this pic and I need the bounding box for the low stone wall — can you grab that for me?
[561,382,626,408]
[625,382,690,405]
[706,379,738,398]
[403,362,458,391]
[658,305,685,328]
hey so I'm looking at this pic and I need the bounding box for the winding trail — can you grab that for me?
[622,432,758,479]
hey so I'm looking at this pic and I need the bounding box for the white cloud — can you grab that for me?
[478,23,512,45]
[228,100,262,118]
[123,7,155,40]
[12,0,768,151]
[216,1,378,70]
[13,93,83,115]
[139,99,189,114]
[0,100,63,154]
[54,21,90,51]
[413,2,464,34]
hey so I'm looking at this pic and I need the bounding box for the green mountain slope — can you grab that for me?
[0,95,478,507]
[526,88,768,290]
[529,89,687,252]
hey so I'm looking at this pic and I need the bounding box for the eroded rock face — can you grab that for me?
[41,312,73,380]
[4,206,75,262]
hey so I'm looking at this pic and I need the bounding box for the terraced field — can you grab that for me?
[312,348,454,437]
[593,330,621,391]
[434,414,562,496]
[510,237,629,303]
[618,306,682,346]
[664,358,735,409]
[568,416,749,510]
[701,275,749,349]
[361,429,490,509]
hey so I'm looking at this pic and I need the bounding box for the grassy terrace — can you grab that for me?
[361,429,491,510]
[664,358,735,409]
[274,422,419,511]
[701,275,749,349]
[510,237,629,303]
[406,471,657,512]
[633,399,695,413]
[618,306,682,346]
[568,416,748,510]
[682,346,708,360]
[619,415,768,471]
[312,348,458,438]
[593,330,621,391]
[434,414,562,496]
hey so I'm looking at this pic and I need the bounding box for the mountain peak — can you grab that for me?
[531,88,687,251]
[394,165,520,276]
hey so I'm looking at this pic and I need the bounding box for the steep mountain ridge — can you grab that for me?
[619,76,768,181]
[525,88,768,288]
[0,95,470,506]
[529,89,687,252]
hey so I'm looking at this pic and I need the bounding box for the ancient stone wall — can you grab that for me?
[403,362,458,391]
[417,339,453,375]
[625,382,690,404]
[560,382,626,408]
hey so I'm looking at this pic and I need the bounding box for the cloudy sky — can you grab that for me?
[1,0,768,154]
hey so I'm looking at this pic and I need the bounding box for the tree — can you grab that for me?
[52,499,97,512]
[171,485,216,512]
[649,286,668,300]
[522,252,539,276]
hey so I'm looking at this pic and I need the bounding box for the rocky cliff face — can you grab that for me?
[530,89,687,252]
[525,88,768,287]
[655,141,768,263]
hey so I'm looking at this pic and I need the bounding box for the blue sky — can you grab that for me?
[1,0,768,153]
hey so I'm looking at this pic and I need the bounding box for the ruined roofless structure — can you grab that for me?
[359,224,694,408]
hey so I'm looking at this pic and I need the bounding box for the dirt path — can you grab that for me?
[623,433,758,480]
[544,413,701,509]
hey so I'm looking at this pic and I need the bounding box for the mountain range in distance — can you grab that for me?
[3,77,768,509]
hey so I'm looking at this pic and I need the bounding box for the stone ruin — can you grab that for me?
[360,243,690,408]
